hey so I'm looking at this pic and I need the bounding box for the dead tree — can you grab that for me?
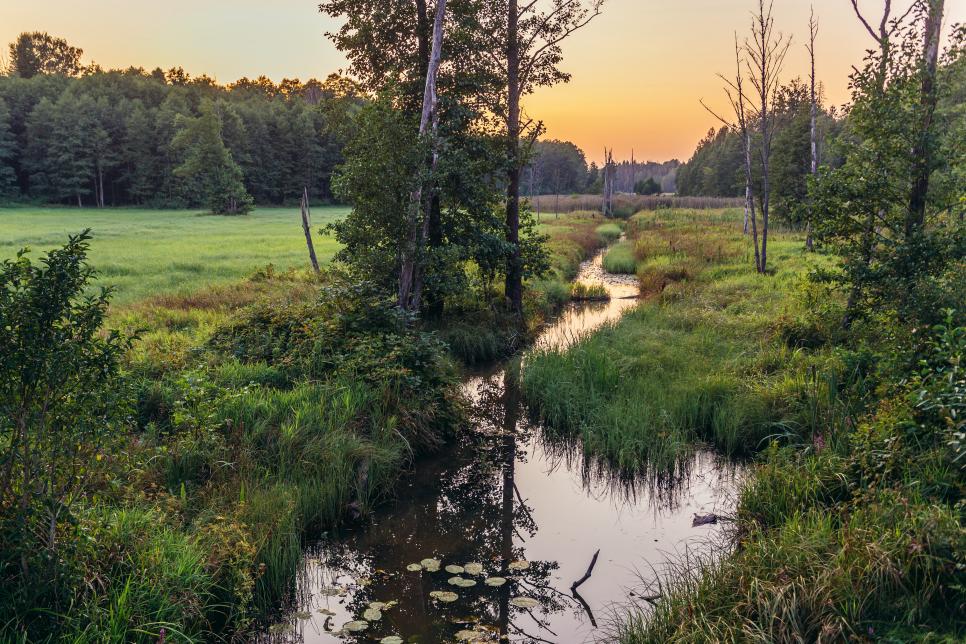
[805,7,818,252]
[300,187,320,273]
[398,0,447,312]
[744,0,790,273]
[700,35,760,269]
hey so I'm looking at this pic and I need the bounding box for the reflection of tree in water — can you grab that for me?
[262,372,575,643]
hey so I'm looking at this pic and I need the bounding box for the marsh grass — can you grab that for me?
[570,281,610,301]
[602,241,637,274]
[523,208,837,471]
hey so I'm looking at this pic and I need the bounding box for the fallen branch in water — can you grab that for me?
[571,549,600,593]
[572,587,598,628]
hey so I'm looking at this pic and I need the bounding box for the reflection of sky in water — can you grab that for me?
[259,249,745,644]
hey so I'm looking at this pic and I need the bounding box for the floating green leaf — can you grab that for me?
[294,611,312,620]
[318,608,336,616]
[445,564,465,574]
[420,558,441,572]
[455,630,486,642]
[406,563,422,572]
[344,620,369,632]
[363,608,383,621]
[429,590,459,602]
[381,637,404,644]
[510,597,539,608]
[320,586,342,596]
[507,560,530,571]
[484,577,506,587]
[368,601,387,610]
[463,563,484,576]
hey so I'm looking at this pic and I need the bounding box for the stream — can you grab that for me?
[261,249,744,643]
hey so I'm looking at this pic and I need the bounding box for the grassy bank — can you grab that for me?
[522,208,966,640]
[523,208,835,470]
[0,206,345,306]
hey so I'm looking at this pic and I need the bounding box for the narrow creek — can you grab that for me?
[262,248,744,643]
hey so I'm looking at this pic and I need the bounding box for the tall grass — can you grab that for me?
[523,207,835,471]
[529,194,745,215]
[602,241,637,274]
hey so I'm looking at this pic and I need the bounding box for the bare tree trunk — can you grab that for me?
[399,0,447,311]
[806,7,818,252]
[907,0,944,237]
[301,187,320,273]
[504,0,524,318]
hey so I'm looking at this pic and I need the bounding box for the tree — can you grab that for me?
[486,0,605,316]
[8,33,83,79]
[171,100,253,214]
[634,176,661,195]
[0,231,132,581]
[813,0,958,327]
[806,7,819,251]
[0,99,18,198]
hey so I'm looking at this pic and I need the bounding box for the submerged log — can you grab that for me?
[692,513,718,527]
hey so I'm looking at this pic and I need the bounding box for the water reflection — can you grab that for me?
[260,250,744,643]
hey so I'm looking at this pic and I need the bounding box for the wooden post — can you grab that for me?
[301,187,320,273]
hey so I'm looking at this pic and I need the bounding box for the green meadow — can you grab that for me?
[0,206,346,306]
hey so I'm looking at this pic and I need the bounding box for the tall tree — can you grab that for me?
[0,99,17,198]
[488,0,605,316]
[906,0,945,236]
[8,33,83,79]
[745,0,791,273]
[171,100,253,215]
[806,7,819,251]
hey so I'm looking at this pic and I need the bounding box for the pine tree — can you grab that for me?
[171,100,253,214]
[0,98,19,198]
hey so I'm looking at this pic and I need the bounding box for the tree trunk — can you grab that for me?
[301,187,320,273]
[906,0,944,237]
[504,0,523,318]
[806,10,818,252]
[399,0,447,311]
[745,132,761,272]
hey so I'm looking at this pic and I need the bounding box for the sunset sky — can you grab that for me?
[2,0,963,163]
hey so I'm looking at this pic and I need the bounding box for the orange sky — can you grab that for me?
[1,0,963,163]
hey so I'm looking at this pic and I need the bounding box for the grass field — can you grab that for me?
[0,206,346,306]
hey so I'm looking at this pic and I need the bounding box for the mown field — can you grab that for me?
[0,207,346,306]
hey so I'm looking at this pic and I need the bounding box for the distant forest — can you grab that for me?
[0,32,678,210]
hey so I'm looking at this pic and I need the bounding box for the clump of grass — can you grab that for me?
[602,241,637,274]
[570,282,610,301]
[595,222,623,244]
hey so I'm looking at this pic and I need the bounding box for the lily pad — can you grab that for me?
[455,630,486,642]
[318,608,336,616]
[381,637,404,644]
[294,611,312,620]
[368,601,387,610]
[429,590,459,602]
[463,563,484,576]
[320,586,343,596]
[484,577,507,587]
[344,620,369,632]
[420,558,441,569]
[448,576,477,588]
[445,564,465,574]
[510,596,539,608]
[406,563,423,572]
[363,607,383,621]
[507,560,530,571]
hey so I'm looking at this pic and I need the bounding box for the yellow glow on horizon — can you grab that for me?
[2,0,963,163]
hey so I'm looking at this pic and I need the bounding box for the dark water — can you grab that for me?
[261,252,744,644]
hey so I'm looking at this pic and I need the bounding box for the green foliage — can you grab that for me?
[525,139,592,195]
[172,101,253,215]
[634,176,661,195]
[0,68,354,207]
[0,99,17,199]
[8,32,83,79]
[812,17,964,328]
[594,222,622,243]
[0,231,133,633]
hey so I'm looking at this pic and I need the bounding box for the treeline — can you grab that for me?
[523,139,679,196]
[676,78,841,222]
[0,32,362,209]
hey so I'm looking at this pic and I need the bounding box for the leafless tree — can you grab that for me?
[744,0,791,273]
[806,7,819,252]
